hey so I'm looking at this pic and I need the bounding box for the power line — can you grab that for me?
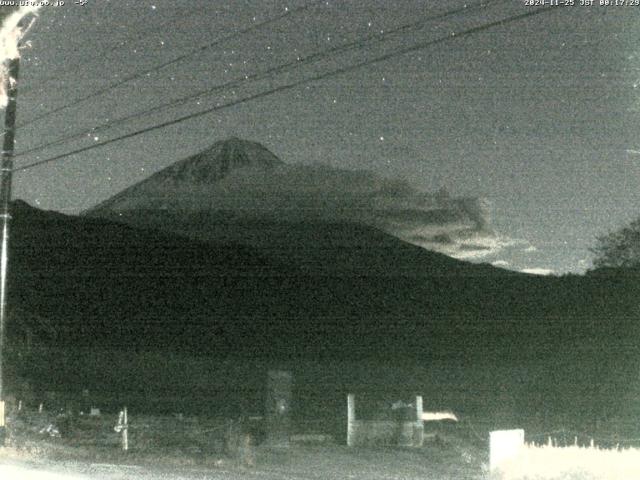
[15,4,555,172]
[16,0,503,159]
[16,0,327,129]
[21,8,207,96]
[14,5,557,174]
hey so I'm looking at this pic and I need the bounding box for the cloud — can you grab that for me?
[278,165,507,260]
[492,260,510,267]
[96,148,513,260]
[521,267,555,276]
[140,163,510,259]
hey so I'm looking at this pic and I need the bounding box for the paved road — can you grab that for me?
[0,459,292,479]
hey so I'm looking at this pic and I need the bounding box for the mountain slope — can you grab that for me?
[8,201,524,355]
[85,137,503,260]
[10,201,635,363]
[8,200,640,429]
[74,138,640,365]
[86,209,511,277]
[86,137,283,213]
[8,200,276,351]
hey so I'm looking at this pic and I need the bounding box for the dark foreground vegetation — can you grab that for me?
[3,201,640,448]
[1,406,487,479]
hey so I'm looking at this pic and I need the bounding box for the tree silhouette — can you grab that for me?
[591,218,640,269]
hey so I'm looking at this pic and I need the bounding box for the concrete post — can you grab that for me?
[490,429,525,472]
[347,394,355,447]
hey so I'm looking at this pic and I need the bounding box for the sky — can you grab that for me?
[4,0,640,274]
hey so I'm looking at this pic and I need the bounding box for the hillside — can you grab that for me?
[6,200,530,357]
[85,137,501,261]
[8,140,640,427]
[8,200,634,362]
[7,200,273,351]
[3,200,640,431]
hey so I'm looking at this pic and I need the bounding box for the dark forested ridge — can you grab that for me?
[4,200,640,426]
[5,200,637,364]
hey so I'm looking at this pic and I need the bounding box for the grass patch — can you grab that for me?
[0,407,490,479]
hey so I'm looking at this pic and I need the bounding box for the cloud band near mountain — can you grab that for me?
[99,161,507,260]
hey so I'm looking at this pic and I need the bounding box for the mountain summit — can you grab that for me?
[159,136,283,185]
[86,137,283,212]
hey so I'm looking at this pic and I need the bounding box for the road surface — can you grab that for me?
[0,458,307,479]
[0,443,482,479]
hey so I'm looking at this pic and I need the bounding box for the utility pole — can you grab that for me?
[0,57,19,393]
[0,7,38,446]
[0,55,18,443]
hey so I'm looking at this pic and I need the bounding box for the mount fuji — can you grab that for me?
[85,137,504,264]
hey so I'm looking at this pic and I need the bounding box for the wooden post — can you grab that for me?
[0,400,4,446]
[414,395,424,447]
[347,394,355,447]
[115,407,129,451]
[122,407,128,451]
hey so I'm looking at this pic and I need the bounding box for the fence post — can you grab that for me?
[122,407,128,452]
[115,407,129,452]
[347,394,355,447]
[0,400,4,445]
[490,429,524,472]
[414,395,424,447]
